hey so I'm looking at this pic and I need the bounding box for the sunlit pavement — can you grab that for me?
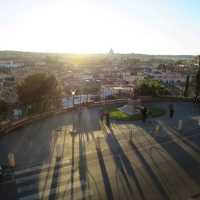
[0,102,200,200]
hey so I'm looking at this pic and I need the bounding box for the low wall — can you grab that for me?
[0,96,193,136]
[0,99,128,136]
[139,96,193,103]
[157,96,192,102]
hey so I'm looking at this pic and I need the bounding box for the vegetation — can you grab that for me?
[17,73,61,113]
[77,83,100,94]
[0,99,9,116]
[195,66,200,98]
[0,99,9,122]
[135,79,169,97]
[108,107,166,121]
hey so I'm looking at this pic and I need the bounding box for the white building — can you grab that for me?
[0,74,17,104]
[122,72,145,85]
[101,84,134,98]
[148,71,186,84]
[0,60,24,68]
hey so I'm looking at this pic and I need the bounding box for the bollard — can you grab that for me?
[8,152,15,168]
[178,120,183,130]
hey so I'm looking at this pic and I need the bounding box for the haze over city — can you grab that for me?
[0,0,200,55]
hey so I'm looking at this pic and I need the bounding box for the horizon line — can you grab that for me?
[0,49,198,57]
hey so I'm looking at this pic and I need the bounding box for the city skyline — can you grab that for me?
[0,0,200,55]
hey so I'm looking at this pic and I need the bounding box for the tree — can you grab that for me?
[183,75,190,97]
[17,73,61,113]
[0,99,9,114]
[135,79,169,97]
[78,83,100,95]
[195,56,200,98]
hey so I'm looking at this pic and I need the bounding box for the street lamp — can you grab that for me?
[71,89,76,134]
[71,90,76,108]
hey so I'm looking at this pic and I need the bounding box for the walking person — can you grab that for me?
[169,104,175,119]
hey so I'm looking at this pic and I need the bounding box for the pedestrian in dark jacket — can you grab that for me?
[106,112,110,127]
[169,104,174,119]
[142,107,147,123]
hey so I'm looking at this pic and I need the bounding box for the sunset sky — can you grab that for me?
[0,0,200,54]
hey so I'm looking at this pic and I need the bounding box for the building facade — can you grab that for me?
[0,74,17,104]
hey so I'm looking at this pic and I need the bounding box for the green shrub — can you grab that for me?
[108,107,166,121]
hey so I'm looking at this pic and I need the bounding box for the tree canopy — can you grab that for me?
[17,73,61,112]
[0,99,9,114]
[135,79,169,97]
[195,59,200,97]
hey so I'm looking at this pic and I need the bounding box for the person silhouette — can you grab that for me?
[142,106,147,123]
[169,104,174,119]
[106,112,110,127]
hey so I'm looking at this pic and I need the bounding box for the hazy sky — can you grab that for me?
[0,0,200,54]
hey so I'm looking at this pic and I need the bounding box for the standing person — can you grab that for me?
[169,104,174,119]
[142,107,147,123]
[106,112,110,127]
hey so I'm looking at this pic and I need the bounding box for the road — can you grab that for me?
[0,102,200,200]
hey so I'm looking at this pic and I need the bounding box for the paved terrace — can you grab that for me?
[0,102,200,200]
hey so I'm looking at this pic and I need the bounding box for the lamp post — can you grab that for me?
[71,90,76,134]
[71,90,76,108]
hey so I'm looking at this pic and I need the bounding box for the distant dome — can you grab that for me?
[109,48,114,55]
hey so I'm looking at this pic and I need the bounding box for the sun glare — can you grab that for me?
[0,0,200,54]
[24,0,114,53]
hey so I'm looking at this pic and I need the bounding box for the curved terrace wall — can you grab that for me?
[0,99,128,135]
[0,96,193,136]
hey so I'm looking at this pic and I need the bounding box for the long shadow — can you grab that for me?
[160,118,200,154]
[148,146,188,199]
[70,134,75,200]
[129,140,170,200]
[106,133,133,196]
[181,135,200,154]
[78,107,105,199]
[39,130,60,200]
[78,124,89,200]
[105,126,146,200]
[141,123,200,185]
[48,159,61,200]
[96,144,114,200]
[168,126,200,155]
